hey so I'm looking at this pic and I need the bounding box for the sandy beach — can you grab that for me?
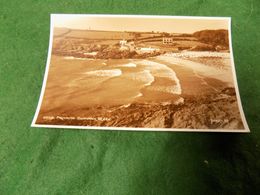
[36,52,244,130]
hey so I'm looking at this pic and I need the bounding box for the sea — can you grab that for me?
[45,56,183,109]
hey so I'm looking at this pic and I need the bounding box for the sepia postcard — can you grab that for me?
[31,14,250,132]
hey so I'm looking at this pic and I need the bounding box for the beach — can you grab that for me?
[36,52,244,130]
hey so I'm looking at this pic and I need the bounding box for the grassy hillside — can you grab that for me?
[54,28,135,40]
[52,28,230,57]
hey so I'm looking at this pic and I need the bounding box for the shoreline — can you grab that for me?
[36,53,244,130]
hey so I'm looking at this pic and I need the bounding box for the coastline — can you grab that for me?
[36,53,245,130]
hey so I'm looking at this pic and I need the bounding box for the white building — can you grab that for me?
[119,40,135,51]
[119,40,127,46]
[162,37,173,44]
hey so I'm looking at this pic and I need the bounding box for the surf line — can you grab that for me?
[138,59,182,95]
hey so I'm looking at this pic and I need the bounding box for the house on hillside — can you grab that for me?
[119,40,135,52]
[162,37,173,44]
[119,40,127,46]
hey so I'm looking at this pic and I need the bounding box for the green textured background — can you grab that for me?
[0,0,260,194]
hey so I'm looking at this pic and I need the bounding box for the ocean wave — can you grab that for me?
[64,56,94,60]
[133,92,143,98]
[84,69,122,77]
[138,60,182,94]
[125,70,155,86]
[114,62,137,68]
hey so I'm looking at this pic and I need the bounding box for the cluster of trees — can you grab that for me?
[193,29,229,48]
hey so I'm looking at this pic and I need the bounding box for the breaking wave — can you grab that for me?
[115,62,137,68]
[138,60,182,94]
[80,60,181,97]
[133,92,143,98]
[64,56,93,61]
[84,69,122,77]
[125,70,155,86]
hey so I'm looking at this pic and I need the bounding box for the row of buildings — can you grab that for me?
[119,37,173,53]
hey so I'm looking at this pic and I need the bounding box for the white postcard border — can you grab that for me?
[31,14,250,133]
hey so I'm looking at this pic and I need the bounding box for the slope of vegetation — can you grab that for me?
[193,29,229,48]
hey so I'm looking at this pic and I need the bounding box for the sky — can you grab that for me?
[52,15,229,34]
